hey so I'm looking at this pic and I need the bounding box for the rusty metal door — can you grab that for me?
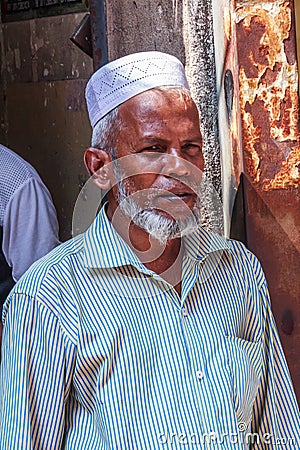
[229,0,300,401]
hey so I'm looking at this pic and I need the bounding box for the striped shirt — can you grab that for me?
[0,206,299,449]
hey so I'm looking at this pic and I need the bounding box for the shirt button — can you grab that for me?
[196,370,205,380]
[182,307,188,317]
[210,432,217,441]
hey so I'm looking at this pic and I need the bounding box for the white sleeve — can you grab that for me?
[2,177,60,281]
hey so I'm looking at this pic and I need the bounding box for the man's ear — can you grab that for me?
[84,147,112,190]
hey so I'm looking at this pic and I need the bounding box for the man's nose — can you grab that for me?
[162,149,190,177]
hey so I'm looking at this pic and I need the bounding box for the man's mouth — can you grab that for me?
[156,191,195,201]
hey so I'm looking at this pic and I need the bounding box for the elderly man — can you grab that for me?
[0,52,299,449]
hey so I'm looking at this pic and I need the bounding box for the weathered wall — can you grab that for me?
[106,0,185,63]
[0,12,93,240]
[182,0,223,235]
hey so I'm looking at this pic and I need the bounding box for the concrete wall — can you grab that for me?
[0,12,93,240]
[106,0,185,62]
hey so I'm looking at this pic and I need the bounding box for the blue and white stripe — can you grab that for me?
[0,206,299,449]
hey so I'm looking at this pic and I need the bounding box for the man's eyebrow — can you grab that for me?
[139,137,168,146]
[180,137,203,147]
[182,137,202,143]
[139,136,203,145]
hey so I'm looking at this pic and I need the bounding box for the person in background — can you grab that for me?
[0,53,299,449]
[0,144,60,344]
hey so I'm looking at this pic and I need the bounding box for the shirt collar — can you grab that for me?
[83,204,151,272]
[84,205,232,270]
[183,225,233,262]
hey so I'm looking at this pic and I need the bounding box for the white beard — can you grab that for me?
[116,177,201,245]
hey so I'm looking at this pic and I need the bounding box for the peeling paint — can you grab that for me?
[236,0,300,190]
[265,147,300,188]
[224,4,232,41]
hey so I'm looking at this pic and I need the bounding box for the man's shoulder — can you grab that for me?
[187,225,250,261]
[2,234,86,343]
[193,226,266,285]
[7,234,85,301]
[227,236,261,262]
[222,235,266,288]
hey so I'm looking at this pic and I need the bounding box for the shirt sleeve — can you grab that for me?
[2,177,60,281]
[0,293,76,449]
[250,264,300,449]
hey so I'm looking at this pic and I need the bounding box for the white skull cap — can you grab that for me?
[85,51,190,128]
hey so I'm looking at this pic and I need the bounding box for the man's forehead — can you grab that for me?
[118,88,199,125]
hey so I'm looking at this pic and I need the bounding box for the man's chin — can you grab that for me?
[116,186,201,244]
[129,207,200,245]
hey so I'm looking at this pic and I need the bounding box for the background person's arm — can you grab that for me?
[2,177,60,282]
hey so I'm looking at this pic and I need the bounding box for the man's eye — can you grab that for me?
[143,145,161,152]
[183,145,202,156]
[139,146,164,157]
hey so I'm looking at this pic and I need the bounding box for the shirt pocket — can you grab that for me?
[225,335,262,430]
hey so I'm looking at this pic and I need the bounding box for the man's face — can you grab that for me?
[108,88,204,243]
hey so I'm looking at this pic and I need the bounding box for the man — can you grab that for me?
[0,144,59,345]
[0,52,299,449]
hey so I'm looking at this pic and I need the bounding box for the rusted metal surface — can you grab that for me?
[223,2,245,189]
[235,0,300,401]
[296,0,300,92]
[236,1,299,191]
